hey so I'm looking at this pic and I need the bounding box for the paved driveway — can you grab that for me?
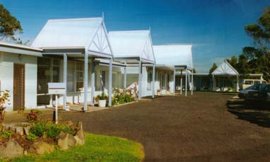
[59,92,270,162]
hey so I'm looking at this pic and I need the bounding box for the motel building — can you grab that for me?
[0,17,194,111]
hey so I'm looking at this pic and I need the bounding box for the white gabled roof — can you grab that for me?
[31,17,112,57]
[108,30,155,63]
[153,44,193,68]
[212,60,239,76]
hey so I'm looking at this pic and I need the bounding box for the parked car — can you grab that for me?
[245,84,270,102]
[238,83,261,99]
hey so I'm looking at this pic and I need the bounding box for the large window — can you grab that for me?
[75,62,84,92]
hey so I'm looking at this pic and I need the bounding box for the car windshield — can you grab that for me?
[246,84,260,90]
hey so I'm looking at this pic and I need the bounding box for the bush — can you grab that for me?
[26,132,38,141]
[0,130,13,139]
[29,122,75,139]
[95,92,108,101]
[112,88,134,105]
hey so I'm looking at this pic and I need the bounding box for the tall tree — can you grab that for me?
[209,63,217,74]
[0,4,22,40]
[243,6,270,81]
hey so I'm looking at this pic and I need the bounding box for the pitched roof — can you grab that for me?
[212,60,239,75]
[153,44,193,68]
[108,30,155,63]
[31,17,112,57]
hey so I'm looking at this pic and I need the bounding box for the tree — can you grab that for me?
[0,4,22,40]
[209,63,217,74]
[244,7,270,81]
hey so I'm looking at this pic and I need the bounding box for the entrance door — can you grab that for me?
[13,64,25,110]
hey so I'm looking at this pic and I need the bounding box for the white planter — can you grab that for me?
[98,100,107,107]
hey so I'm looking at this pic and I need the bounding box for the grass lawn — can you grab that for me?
[1,133,144,162]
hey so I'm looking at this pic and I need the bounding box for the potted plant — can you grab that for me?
[96,92,108,107]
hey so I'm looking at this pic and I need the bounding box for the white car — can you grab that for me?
[241,79,267,90]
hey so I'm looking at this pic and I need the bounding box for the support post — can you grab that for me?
[185,69,188,96]
[236,75,239,92]
[83,53,88,112]
[173,69,176,94]
[49,59,53,106]
[152,64,155,98]
[91,58,95,105]
[191,69,194,95]
[180,70,183,95]
[124,64,127,89]
[138,60,142,99]
[55,95,58,124]
[63,53,68,110]
[108,58,112,106]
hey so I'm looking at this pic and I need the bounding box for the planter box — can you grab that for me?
[98,100,106,108]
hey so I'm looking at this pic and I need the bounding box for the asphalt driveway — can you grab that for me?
[40,92,270,161]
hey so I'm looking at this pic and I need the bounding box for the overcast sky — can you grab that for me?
[1,0,269,72]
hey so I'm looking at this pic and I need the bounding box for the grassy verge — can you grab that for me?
[1,133,144,162]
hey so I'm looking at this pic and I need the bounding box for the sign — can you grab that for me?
[48,83,66,95]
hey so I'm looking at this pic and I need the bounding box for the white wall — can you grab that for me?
[0,52,37,111]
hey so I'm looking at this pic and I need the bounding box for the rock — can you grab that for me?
[29,141,55,155]
[74,129,85,145]
[57,132,76,150]
[15,127,24,136]
[23,126,30,136]
[0,139,24,158]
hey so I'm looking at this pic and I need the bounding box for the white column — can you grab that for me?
[124,65,127,89]
[185,69,188,96]
[236,75,239,92]
[91,58,95,105]
[191,70,194,95]
[180,70,183,95]
[138,60,142,99]
[49,59,53,106]
[152,64,155,98]
[63,53,68,110]
[83,53,88,112]
[173,69,176,94]
[108,58,113,106]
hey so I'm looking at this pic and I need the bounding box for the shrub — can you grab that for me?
[0,90,9,123]
[95,92,108,101]
[26,132,38,141]
[112,88,134,105]
[29,122,76,139]
[0,130,13,139]
[26,110,40,122]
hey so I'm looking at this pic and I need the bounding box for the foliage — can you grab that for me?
[112,88,134,106]
[210,7,270,81]
[26,132,38,141]
[0,130,13,139]
[0,90,9,123]
[13,133,144,162]
[29,122,75,139]
[0,4,22,40]
[95,92,108,101]
[208,63,217,74]
[26,110,40,122]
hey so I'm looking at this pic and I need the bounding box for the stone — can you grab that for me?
[74,124,85,146]
[57,132,76,150]
[29,141,55,155]
[0,139,24,158]
[15,127,24,136]
[23,126,30,136]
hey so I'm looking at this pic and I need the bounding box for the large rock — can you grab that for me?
[15,127,24,136]
[0,139,24,158]
[29,141,55,155]
[23,126,30,136]
[74,122,85,145]
[57,132,76,150]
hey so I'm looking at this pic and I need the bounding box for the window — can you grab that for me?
[76,62,84,91]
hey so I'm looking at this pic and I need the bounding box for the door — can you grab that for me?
[13,64,25,110]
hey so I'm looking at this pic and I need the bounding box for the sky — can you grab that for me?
[1,0,270,72]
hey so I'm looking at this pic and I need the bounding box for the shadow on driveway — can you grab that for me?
[227,99,270,128]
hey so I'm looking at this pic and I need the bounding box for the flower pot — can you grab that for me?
[98,100,107,107]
